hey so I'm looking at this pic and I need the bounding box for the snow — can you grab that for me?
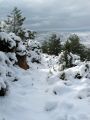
[9,32,21,42]
[44,101,58,111]
[16,42,26,56]
[6,52,17,64]
[27,39,41,63]
[0,51,14,91]
[8,32,26,56]
[0,32,16,49]
[0,53,90,120]
[0,32,90,120]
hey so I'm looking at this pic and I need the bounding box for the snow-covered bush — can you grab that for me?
[0,32,16,52]
[0,21,8,32]
[9,32,21,43]
[16,42,26,56]
[0,52,13,96]
[0,32,29,70]
[6,52,17,65]
[47,58,90,94]
[53,63,90,82]
[27,40,41,63]
[59,51,80,70]
[9,32,26,56]
[18,29,36,41]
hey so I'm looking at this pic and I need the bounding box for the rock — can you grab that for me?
[16,54,29,70]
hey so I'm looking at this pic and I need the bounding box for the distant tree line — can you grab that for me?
[41,33,90,63]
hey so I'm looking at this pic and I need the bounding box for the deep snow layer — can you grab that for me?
[0,54,90,120]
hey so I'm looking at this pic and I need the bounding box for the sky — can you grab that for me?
[0,0,90,31]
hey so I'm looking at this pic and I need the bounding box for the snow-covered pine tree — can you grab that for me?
[5,7,25,35]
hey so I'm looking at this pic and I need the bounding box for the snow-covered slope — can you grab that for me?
[0,53,90,120]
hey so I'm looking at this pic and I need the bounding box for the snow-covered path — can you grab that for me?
[0,60,53,120]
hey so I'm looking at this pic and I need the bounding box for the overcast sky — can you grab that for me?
[0,0,90,31]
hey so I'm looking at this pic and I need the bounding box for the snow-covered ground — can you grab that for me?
[0,31,90,120]
[0,53,90,120]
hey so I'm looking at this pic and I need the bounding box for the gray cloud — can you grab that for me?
[0,0,90,31]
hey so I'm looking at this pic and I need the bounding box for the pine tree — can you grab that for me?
[59,51,73,70]
[42,34,61,55]
[63,34,87,61]
[5,7,25,35]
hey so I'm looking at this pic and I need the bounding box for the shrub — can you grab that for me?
[42,34,62,55]
[59,51,73,70]
[27,40,41,64]
[42,41,49,54]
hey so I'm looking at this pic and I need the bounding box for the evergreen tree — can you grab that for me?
[42,41,49,54]
[82,48,90,61]
[68,34,85,54]
[59,51,73,70]
[5,7,25,35]
[42,34,61,55]
[63,40,71,52]
[63,34,86,61]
